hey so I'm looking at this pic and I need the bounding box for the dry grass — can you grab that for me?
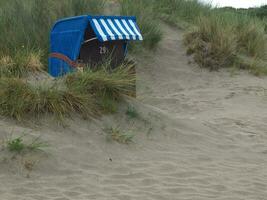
[120,0,162,50]
[65,64,136,113]
[0,63,136,120]
[184,15,237,70]
[0,78,94,120]
[184,13,267,74]
[65,64,136,99]
[0,0,105,61]
[0,50,44,78]
[153,0,211,27]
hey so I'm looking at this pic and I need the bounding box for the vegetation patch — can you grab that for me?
[7,135,48,153]
[0,0,105,62]
[126,105,139,119]
[153,0,211,27]
[0,61,136,121]
[65,64,136,113]
[120,0,162,50]
[184,9,267,74]
[0,49,43,78]
[0,78,94,120]
[105,126,134,144]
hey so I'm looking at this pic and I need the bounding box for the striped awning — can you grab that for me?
[88,16,143,42]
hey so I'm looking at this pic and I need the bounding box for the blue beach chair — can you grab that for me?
[49,15,143,77]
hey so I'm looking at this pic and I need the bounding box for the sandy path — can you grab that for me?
[1,24,267,200]
[136,24,267,199]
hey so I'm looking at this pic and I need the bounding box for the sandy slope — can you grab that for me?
[1,24,267,200]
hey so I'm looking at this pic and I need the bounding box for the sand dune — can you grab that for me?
[1,24,267,200]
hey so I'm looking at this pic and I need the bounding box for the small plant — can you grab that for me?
[105,126,134,144]
[98,96,118,113]
[7,135,48,153]
[27,136,49,151]
[7,136,25,152]
[126,105,139,119]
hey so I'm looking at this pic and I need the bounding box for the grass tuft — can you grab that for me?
[0,78,94,120]
[184,12,267,74]
[184,15,237,70]
[7,135,48,153]
[126,105,139,119]
[0,49,44,78]
[65,64,136,113]
[0,63,135,120]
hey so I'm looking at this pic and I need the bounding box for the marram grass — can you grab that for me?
[65,64,136,113]
[0,49,44,78]
[184,13,267,74]
[0,63,136,121]
[120,0,162,50]
[65,64,136,99]
[0,0,105,62]
[0,78,95,120]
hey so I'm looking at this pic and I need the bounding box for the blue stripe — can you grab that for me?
[133,22,142,40]
[125,19,138,40]
[89,20,105,42]
[111,18,127,40]
[117,19,134,40]
[129,20,142,40]
[89,17,142,41]
[97,19,112,41]
[105,19,120,40]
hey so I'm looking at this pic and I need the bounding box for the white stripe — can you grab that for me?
[121,19,136,40]
[100,19,116,40]
[114,19,130,40]
[107,19,123,40]
[129,20,143,40]
[92,19,107,41]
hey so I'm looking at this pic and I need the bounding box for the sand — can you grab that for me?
[1,24,267,200]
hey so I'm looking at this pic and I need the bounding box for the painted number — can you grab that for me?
[99,46,108,54]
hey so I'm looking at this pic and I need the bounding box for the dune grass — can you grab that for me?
[128,0,267,75]
[0,49,44,78]
[184,12,267,74]
[0,78,94,120]
[7,135,48,153]
[153,0,211,27]
[120,0,162,50]
[0,62,136,121]
[65,64,136,113]
[0,0,105,63]
[66,65,136,97]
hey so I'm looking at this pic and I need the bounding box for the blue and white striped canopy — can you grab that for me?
[49,15,143,77]
[89,16,143,42]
